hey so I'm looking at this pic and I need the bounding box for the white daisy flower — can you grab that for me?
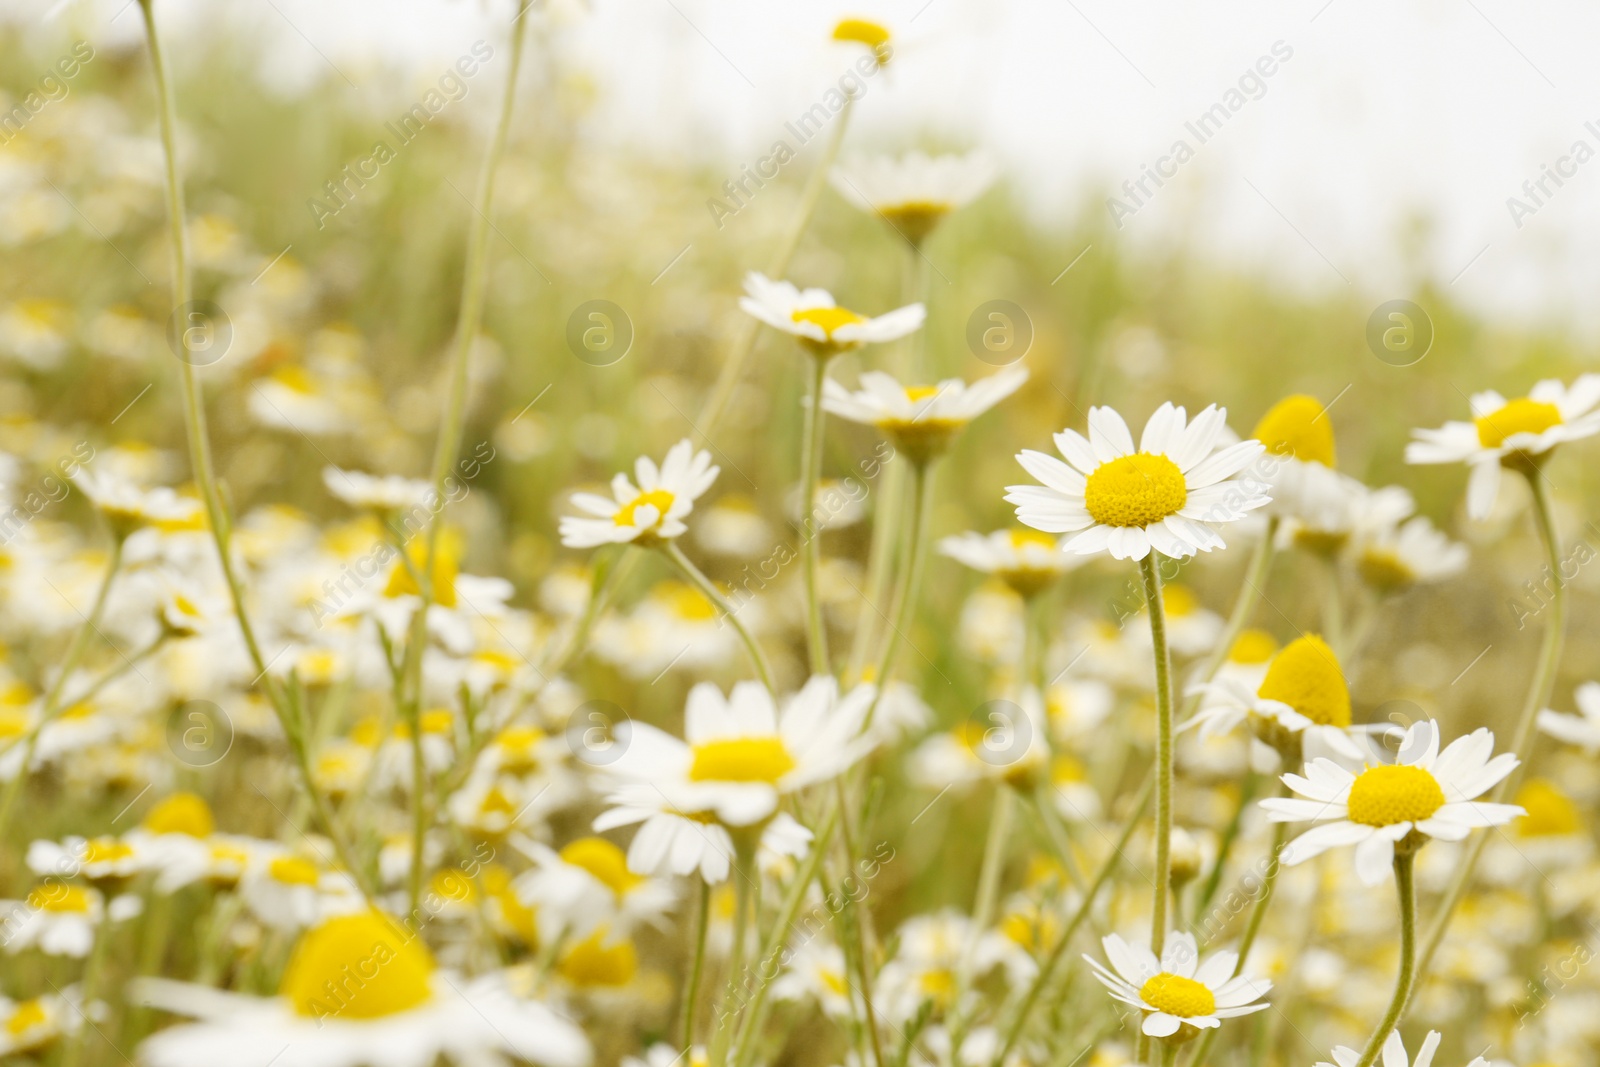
[772,940,859,1019]
[132,911,592,1067]
[322,466,433,513]
[0,883,137,957]
[1006,403,1270,561]
[1250,393,1352,530]
[593,796,812,884]
[1184,634,1363,764]
[830,150,998,245]
[739,272,925,359]
[1262,720,1525,885]
[1085,931,1271,1040]
[1406,375,1600,518]
[1352,513,1469,592]
[511,835,677,944]
[1316,1030,1488,1067]
[70,468,202,535]
[559,439,719,549]
[598,676,876,827]
[876,910,1033,1023]
[0,989,82,1057]
[1537,680,1600,753]
[822,367,1027,463]
[939,529,1080,599]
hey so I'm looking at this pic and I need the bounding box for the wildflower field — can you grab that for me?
[2,7,1599,1067]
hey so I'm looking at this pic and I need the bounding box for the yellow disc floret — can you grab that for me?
[1256,635,1349,728]
[559,836,643,897]
[1515,778,1581,837]
[792,306,864,338]
[614,489,676,529]
[142,792,215,838]
[1475,397,1562,449]
[1139,972,1216,1018]
[688,737,796,783]
[1083,453,1187,528]
[832,18,892,65]
[280,911,435,1020]
[1346,764,1445,827]
[27,885,91,913]
[1252,394,1335,467]
[557,929,638,987]
[1228,628,1278,665]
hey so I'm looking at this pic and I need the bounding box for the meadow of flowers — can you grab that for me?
[4,6,1600,1067]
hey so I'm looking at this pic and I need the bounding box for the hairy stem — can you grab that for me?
[1352,851,1417,1067]
[1141,554,1175,959]
[665,540,775,694]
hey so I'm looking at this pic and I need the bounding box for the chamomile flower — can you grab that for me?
[822,367,1027,464]
[830,150,998,245]
[1251,394,1350,528]
[70,468,202,537]
[0,883,138,957]
[1406,376,1600,518]
[599,676,875,827]
[512,835,677,944]
[1352,512,1469,593]
[559,439,719,549]
[1085,931,1271,1040]
[0,990,81,1056]
[939,528,1079,598]
[133,911,592,1067]
[1007,403,1269,561]
[1315,1030,1487,1067]
[1537,681,1600,753]
[1262,720,1524,884]
[322,466,433,514]
[739,273,924,360]
[592,793,813,884]
[1185,634,1363,764]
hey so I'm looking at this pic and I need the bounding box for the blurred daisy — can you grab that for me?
[1185,634,1363,764]
[1085,931,1271,1040]
[599,676,875,827]
[1406,376,1600,518]
[695,494,774,557]
[512,835,677,944]
[71,468,202,536]
[322,466,432,514]
[133,910,592,1067]
[593,792,813,884]
[0,883,137,957]
[1007,403,1269,561]
[0,989,81,1057]
[740,273,924,360]
[1537,681,1600,753]
[830,150,998,245]
[1352,513,1469,593]
[876,910,1032,1023]
[1263,720,1524,884]
[560,439,718,549]
[1315,1030,1486,1067]
[822,368,1026,464]
[772,940,858,1019]
[939,529,1078,598]
[832,17,893,66]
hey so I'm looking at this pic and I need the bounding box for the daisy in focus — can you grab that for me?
[822,367,1027,464]
[830,150,998,245]
[1007,403,1270,561]
[1251,393,1350,529]
[740,273,924,360]
[1085,931,1271,1041]
[1262,720,1524,884]
[559,439,719,549]
[1406,375,1600,518]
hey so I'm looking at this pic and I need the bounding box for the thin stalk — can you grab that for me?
[863,460,934,728]
[60,906,114,1067]
[701,95,855,436]
[1351,851,1417,1067]
[1412,469,1566,992]
[681,879,712,1049]
[946,787,1015,1057]
[1140,554,1175,959]
[711,854,756,1067]
[664,541,775,695]
[830,777,889,1067]
[799,356,832,675]
[1321,556,1345,657]
[0,539,123,840]
[1031,786,1086,892]
[991,773,1154,1067]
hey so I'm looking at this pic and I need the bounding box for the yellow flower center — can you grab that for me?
[1252,394,1335,467]
[1256,635,1349,727]
[688,737,796,783]
[881,201,953,245]
[904,384,941,402]
[1139,972,1215,1018]
[0,707,28,740]
[1008,529,1057,552]
[27,885,91,913]
[1358,548,1415,592]
[142,792,215,838]
[791,306,864,338]
[280,911,435,1020]
[559,836,643,897]
[83,838,134,866]
[269,856,321,886]
[1083,452,1188,529]
[918,968,955,1003]
[557,929,638,987]
[6,998,48,1037]
[1229,628,1278,665]
[1475,397,1562,449]
[614,488,676,529]
[382,533,460,609]
[662,581,719,621]
[831,17,892,64]
[1515,778,1581,837]
[1346,764,1446,827]
[1162,584,1198,617]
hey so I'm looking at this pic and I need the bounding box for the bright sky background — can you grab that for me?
[18,0,1600,336]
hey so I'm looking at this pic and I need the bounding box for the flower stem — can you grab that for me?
[1140,554,1175,959]
[59,908,114,1067]
[1351,851,1417,1067]
[1412,468,1565,994]
[800,356,832,675]
[681,878,711,1049]
[863,460,934,728]
[665,540,776,694]
[947,786,1015,1057]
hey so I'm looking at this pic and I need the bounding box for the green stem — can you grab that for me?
[60,904,114,1067]
[1140,554,1175,959]
[1412,468,1565,995]
[664,541,775,695]
[947,787,1015,1057]
[863,460,934,728]
[711,853,756,1067]
[1351,851,1417,1067]
[681,879,711,1049]
[991,773,1154,1067]
[799,356,832,675]
[830,777,888,1067]
[1321,556,1345,657]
